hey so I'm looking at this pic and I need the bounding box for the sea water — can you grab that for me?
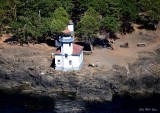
[0,91,159,113]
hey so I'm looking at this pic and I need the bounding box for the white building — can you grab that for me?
[54,23,83,71]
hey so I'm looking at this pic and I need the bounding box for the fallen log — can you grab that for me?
[137,43,146,47]
[120,44,129,48]
[83,51,92,55]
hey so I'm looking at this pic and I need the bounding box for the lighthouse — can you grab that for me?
[54,22,83,71]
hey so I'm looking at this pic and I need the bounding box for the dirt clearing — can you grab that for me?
[83,26,160,73]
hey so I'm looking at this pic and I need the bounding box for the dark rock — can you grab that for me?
[0,44,160,102]
[77,88,112,101]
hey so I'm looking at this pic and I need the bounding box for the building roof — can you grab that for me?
[62,28,71,34]
[55,44,83,55]
[73,44,83,54]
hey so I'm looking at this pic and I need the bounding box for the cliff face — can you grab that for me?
[0,44,160,101]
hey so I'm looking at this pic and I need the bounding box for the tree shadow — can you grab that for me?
[137,23,157,31]
[92,38,111,48]
[46,39,55,47]
[4,35,57,47]
[3,35,18,43]
[109,32,119,40]
[50,58,56,69]
[74,42,92,51]
[38,36,56,47]
[121,22,134,35]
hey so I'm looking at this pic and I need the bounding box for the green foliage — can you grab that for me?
[22,0,73,17]
[52,7,69,24]
[77,7,100,41]
[0,0,72,41]
[101,16,120,32]
[0,0,160,42]
[89,0,121,18]
[119,0,139,20]
[85,7,98,17]
[59,0,74,12]
[138,0,160,22]
[84,7,100,20]
[50,19,66,34]
[89,0,108,16]
[10,21,23,29]
[40,18,51,34]
[88,0,121,33]
[49,7,69,35]
[71,0,91,22]
[106,0,121,18]
[77,15,99,41]
[74,0,90,10]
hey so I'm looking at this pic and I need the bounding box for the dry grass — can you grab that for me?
[83,26,160,74]
[0,25,160,76]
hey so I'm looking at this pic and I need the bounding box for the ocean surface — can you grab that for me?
[0,91,159,113]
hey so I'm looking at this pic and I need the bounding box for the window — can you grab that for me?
[65,54,68,58]
[57,60,60,65]
[69,60,72,65]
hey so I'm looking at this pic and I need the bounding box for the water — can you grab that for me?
[0,91,159,113]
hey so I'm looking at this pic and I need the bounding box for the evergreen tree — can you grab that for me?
[138,0,160,23]
[0,0,160,41]
[52,7,69,24]
[77,15,99,42]
[84,7,100,21]
[119,0,139,21]
[90,0,108,16]
[90,0,121,17]
[101,16,120,32]
[49,7,69,36]
[50,19,66,35]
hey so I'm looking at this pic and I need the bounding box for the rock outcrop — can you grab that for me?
[0,45,160,101]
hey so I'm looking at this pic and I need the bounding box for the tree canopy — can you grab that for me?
[138,0,160,23]
[52,7,69,24]
[77,15,99,42]
[0,0,159,43]
[50,19,66,35]
[101,16,120,32]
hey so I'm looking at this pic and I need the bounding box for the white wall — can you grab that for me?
[61,43,73,55]
[63,56,80,69]
[68,24,74,32]
[63,55,70,68]
[72,56,81,67]
[79,51,83,62]
[55,55,81,70]
[55,49,84,70]
[55,56,63,67]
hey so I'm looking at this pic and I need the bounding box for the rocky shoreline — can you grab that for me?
[0,44,160,102]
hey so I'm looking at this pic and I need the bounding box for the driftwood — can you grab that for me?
[120,44,129,48]
[83,51,92,55]
[137,43,146,47]
[120,42,129,48]
[88,63,94,67]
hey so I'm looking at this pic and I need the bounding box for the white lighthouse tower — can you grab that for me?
[54,22,83,71]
